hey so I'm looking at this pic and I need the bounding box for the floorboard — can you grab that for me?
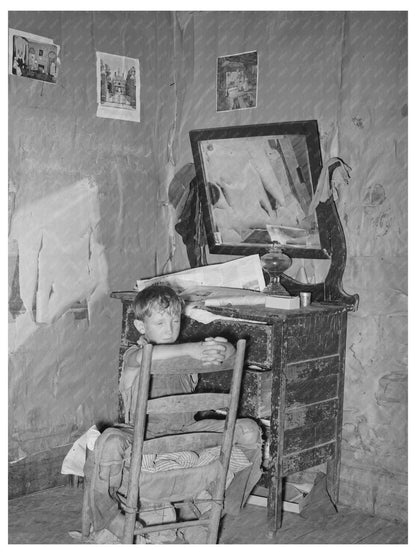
[289,512,393,544]
[8,485,408,545]
[356,522,409,544]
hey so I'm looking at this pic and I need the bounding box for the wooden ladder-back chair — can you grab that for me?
[121,338,246,544]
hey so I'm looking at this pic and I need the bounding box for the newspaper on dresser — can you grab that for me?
[135,254,266,293]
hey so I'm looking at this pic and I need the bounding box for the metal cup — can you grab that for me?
[299,292,311,307]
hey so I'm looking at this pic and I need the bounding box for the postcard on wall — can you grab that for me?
[8,28,60,84]
[216,50,258,112]
[96,52,140,123]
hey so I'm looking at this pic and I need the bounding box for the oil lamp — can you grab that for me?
[261,242,292,296]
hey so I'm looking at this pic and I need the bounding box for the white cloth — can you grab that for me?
[308,157,351,215]
[61,425,101,476]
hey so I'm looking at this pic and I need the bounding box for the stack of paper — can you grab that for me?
[135,255,266,292]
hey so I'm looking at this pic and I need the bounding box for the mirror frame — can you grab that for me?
[190,120,330,259]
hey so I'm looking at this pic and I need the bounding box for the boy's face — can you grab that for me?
[134,308,181,344]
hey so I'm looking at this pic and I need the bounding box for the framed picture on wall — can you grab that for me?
[216,50,258,112]
[96,52,140,123]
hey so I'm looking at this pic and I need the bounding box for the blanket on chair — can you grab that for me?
[84,425,260,537]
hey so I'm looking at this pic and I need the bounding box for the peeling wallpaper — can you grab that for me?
[8,11,177,463]
[10,178,108,325]
[8,11,407,520]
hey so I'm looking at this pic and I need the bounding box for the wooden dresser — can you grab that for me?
[111,291,349,534]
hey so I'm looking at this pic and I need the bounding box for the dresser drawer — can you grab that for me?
[180,316,273,369]
[239,369,272,418]
[286,312,342,361]
[285,355,340,408]
[239,355,341,421]
[123,308,273,369]
[196,367,272,419]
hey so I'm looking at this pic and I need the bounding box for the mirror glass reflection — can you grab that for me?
[199,135,322,249]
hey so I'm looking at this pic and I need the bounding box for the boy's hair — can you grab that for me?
[133,284,183,320]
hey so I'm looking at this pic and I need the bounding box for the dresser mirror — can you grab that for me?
[190,120,328,259]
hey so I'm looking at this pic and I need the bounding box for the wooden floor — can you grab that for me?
[8,485,408,544]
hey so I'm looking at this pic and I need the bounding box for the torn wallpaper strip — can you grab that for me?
[10,178,109,324]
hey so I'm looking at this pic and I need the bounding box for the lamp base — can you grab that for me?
[263,279,291,296]
[261,243,292,298]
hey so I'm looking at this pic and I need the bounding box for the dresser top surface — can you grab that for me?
[196,303,345,323]
[111,291,346,324]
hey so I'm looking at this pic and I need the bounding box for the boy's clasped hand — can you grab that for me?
[199,336,235,365]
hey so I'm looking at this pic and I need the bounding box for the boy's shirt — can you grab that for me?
[119,336,198,437]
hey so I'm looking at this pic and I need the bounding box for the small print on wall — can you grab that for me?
[216,50,258,112]
[8,28,60,84]
[96,52,140,122]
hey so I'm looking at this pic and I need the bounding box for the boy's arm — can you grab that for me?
[126,339,235,367]
[153,338,235,364]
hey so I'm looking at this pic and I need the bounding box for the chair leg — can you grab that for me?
[81,481,91,539]
[122,344,153,544]
[326,457,340,504]
[206,502,222,544]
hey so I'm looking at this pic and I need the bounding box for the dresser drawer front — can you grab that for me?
[239,369,272,419]
[284,398,339,430]
[285,355,340,408]
[283,417,337,455]
[123,308,273,368]
[180,316,273,368]
[282,442,336,476]
[286,312,342,361]
[196,367,272,420]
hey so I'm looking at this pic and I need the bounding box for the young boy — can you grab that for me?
[119,284,261,449]
[86,284,261,541]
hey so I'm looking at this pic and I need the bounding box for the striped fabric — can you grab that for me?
[141,446,250,473]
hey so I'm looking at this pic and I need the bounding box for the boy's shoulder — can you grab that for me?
[122,336,148,366]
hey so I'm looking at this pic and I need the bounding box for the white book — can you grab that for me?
[264,295,300,310]
[247,484,310,514]
[247,493,306,514]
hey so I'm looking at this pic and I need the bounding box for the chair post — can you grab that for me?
[81,447,94,539]
[122,343,153,544]
[207,339,246,543]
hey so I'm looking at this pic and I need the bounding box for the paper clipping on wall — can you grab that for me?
[9,28,60,84]
[216,50,258,113]
[135,255,266,293]
[96,51,140,122]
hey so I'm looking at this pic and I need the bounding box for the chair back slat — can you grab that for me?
[147,393,229,414]
[149,354,235,375]
[142,432,222,455]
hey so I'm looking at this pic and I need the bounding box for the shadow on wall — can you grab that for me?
[9,177,109,349]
